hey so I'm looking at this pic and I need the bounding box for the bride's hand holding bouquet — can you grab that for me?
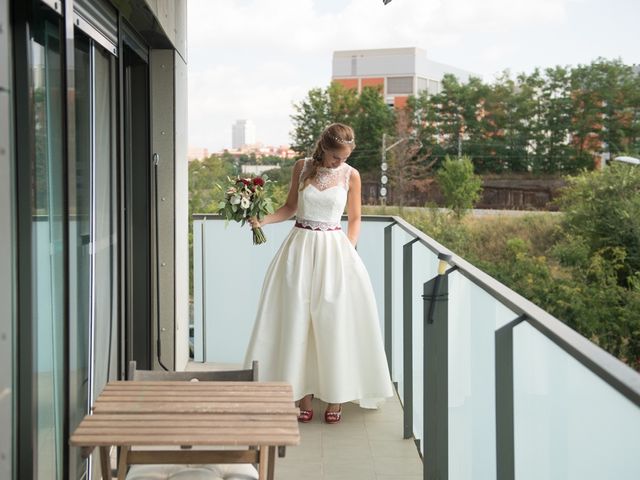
[218,175,275,245]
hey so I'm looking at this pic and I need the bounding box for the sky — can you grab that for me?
[187,0,639,152]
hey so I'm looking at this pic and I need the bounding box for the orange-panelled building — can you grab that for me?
[332,47,475,108]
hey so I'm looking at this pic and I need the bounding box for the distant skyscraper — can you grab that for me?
[232,120,256,149]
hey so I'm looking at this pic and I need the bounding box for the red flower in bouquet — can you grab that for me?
[218,175,275,245]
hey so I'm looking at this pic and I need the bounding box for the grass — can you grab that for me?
[362,205,562,261]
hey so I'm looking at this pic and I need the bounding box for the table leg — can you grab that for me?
[258,445,268,480]
[99,447,110,479]
[117,446,130,480]
[267,446,276,480]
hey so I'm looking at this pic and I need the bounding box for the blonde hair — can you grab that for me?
[300,123,356,190]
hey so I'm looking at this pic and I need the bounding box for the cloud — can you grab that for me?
[186,0,574,150]
[189,0,567,54]
[188,62,309,149]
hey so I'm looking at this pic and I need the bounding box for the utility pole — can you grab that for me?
[380,133,410,204]
[380,133,388,205]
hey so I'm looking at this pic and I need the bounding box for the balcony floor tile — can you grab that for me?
[186,361,423,479]
[279,394,422,479]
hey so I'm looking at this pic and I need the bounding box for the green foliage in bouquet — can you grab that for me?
[217,175,276,244]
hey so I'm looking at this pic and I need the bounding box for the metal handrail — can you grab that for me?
[384,214,640,408]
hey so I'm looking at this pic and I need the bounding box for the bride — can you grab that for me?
[245,123,393,424]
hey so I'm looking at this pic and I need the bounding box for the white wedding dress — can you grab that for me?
[243,159,394,407]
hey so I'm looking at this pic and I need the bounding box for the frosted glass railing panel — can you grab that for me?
[391,227,414,402]
[193,219,295,363]
[513,322,640,480]
[447,271,519,480]
[354,219,390,333]
[411,243,439,455]
[193,217,392,365]
[193,221,202,361]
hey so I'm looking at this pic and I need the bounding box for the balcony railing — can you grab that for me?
[193,214,640,480]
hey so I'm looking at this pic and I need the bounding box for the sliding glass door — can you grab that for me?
[92,38,118,402]
[69,28,118,480]
[69,31,91,480]
[15,0,158,477]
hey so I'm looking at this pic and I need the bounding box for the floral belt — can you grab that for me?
[295,219,341,231]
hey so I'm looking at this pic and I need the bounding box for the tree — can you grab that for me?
[539,66,575,172]
[387,108,435,206]
[350,85,396,173]
[479,72,531,173]
[188,154,236,296]
[189,155,236,216]
[571,59,640,166]
[290,82,395,174]
[436,155,483,217]
[407,89,448,169]
[327,81,359,126]
[292,58,640,181]
[431,74,466,161]
[290,88,331,157]
[462,76,503,172]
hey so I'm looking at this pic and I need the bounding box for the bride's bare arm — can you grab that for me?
[252,159,304,227]
[346,169,362,247]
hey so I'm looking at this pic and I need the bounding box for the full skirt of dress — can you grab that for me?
[243,227,394,408]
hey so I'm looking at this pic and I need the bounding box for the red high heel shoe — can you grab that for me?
[324,405,342,424]
[297,395,314,423]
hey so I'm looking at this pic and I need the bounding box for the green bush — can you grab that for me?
[558,163,640,287]
[436,156,483,218]
[551,164,640,366]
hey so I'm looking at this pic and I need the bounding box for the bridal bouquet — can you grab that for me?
[218,175,275,244]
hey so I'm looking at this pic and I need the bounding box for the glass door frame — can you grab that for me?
[13,1,67,478]
[119,20,152,374]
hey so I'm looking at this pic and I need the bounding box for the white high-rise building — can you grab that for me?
[232,120,256,149]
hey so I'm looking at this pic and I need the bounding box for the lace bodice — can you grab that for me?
[296,158,353,230]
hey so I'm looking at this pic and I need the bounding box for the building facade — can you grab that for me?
[231,119,256,149]
[332,47,476,108]
[0,0,189,478]
[187,146,210,161]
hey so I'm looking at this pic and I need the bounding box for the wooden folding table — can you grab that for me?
[70,381,300,480]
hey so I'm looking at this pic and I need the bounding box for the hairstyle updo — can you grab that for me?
[300,123,356,190]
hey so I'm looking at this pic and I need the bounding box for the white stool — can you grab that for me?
[126,463,258,480]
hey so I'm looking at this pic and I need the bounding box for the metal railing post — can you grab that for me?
[201,218,207,362]
[495,315,526,480]
[423,253,454,480]
[384,222,396,377]
[402,238,419,440]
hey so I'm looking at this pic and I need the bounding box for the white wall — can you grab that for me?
[175,52,190,371]
[333,47,478,84]
[145,0,189,370]
[333,48,418,77]
[145,0,187,60]
[420,58,476,83]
